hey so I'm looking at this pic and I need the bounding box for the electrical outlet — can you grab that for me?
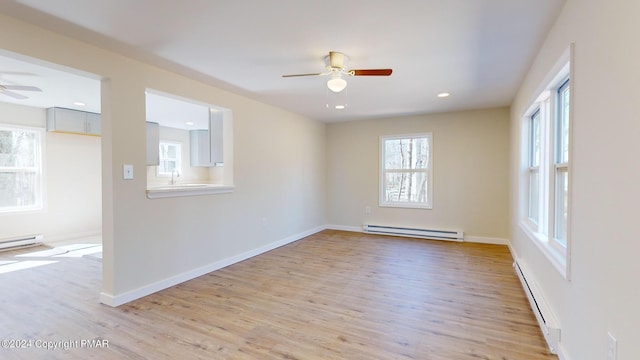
[364,206,371,214]
[607,332,617,360]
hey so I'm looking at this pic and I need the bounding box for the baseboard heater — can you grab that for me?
[0,234,43,252]
[362,224,463,241]
[513,260,561,354]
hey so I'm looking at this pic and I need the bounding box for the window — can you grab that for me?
[380,133,432,209]
[0,126,43,213]
[528,109,541,226]
[520,50,571,278]
[158,141,181,176]
[554,79,570,245]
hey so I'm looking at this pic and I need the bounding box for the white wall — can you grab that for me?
[327,108,510,241]
[0,14,327,304]
[510,0,640,358]
[0,102,101,241]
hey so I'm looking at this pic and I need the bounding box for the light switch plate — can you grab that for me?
[123,164,134,180]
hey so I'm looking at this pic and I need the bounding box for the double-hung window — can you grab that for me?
[380,133,432,209]
[521,49,572,278]
[158,141,181,176]
[0,125,43,213]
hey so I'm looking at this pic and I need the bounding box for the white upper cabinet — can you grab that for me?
[85,112,101,136]
[189,111,223,167]
[146,121,160,166]
[210,111,224,165]
[47,107,101,136]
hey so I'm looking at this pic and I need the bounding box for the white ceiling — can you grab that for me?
[0,0,565,123]
[0,50,101,113]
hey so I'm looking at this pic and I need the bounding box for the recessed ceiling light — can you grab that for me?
[73,101,86,106]
[185,121,194,126]
[335,105,345,110]
[437,92,450,98]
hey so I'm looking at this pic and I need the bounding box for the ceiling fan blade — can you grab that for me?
[351,69,393,76]
[282,73,323,78]
[2,85,42,92]
[0,90,28,99]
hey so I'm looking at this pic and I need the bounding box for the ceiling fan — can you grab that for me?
[0,83,42,100]
[282,51,392,92]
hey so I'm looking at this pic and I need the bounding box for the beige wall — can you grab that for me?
[0,102,101,241]
[0,14,327,304]
[327,108,510,240]
[510,0,640,358]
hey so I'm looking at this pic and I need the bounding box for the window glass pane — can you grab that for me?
[159,143,169,159]
[528,169,539,224]
[557,81,570,164]
[0,172,37,207]
[0,129,37,168]
[165,161,177,172]
[384,171,428,203]
[384,137,429,170]
[166,145,177,158]
[530,111,540,167]
[554,167,569,246]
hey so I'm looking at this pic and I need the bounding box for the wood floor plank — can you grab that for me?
[0,230,557,359]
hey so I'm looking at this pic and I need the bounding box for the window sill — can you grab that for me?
[146,184,234,199]
[379,202,432,210]
[519,221,569,280]
[0,206,45,216]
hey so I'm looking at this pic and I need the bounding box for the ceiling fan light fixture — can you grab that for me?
[327,75,347,93]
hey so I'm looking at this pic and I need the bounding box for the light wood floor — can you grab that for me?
[0,230,557,360]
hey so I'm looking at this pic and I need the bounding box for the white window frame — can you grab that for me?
[519,45,573,279]
[157,141,182,176]
[380,133,433,209]
[0,124,44,214]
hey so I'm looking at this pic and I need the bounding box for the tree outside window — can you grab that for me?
[380,133,432,209]
[0,126,42,212]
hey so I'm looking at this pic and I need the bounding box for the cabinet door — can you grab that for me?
[85,112,101,135]
[48,108,86,134]
[146,122,160,166]
[190,129,211,166]
[209,111,224,165]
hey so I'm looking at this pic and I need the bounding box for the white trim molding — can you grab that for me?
[463,236,509,245]
[146,185,234,199]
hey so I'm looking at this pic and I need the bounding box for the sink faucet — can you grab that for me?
[170,169,180,185]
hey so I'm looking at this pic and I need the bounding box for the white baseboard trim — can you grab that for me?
[507,242,518,261]
[99,225,325,307]
[464,236,509,245]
